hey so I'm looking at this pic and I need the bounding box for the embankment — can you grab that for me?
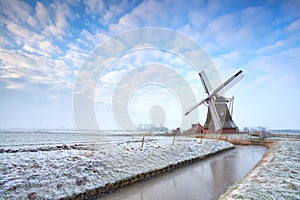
[220,140,300,199]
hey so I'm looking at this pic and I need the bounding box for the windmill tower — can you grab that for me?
[185,70,244,133]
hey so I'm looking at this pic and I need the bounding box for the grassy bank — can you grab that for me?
[220,140,300,200]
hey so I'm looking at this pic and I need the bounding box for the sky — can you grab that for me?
[0,0,299,130]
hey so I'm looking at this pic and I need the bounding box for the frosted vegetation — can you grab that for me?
[0,132,232,199]
[220,140,300,200]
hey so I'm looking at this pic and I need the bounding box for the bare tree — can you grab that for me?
[243,126,249,133]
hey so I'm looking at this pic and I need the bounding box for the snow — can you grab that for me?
[220,140,300,200]
[0,133,233,199]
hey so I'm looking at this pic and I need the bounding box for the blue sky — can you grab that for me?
[0,0,299,130]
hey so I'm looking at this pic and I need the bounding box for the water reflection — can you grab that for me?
[100,146,266,200]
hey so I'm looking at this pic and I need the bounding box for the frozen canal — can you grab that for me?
[100,145,266,200]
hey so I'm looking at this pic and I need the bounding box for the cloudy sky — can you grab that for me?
[0,0,299,130]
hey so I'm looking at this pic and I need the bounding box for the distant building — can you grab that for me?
[187,123,204,134]
[137,124,169,132]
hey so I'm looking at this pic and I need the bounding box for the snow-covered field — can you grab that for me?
[0,132,233,199]
[220,140,300,200]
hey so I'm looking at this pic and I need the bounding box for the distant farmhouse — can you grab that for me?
[187,123,204,134]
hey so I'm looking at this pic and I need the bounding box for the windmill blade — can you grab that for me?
[185,97,207,116]
[199,71,213,95]
[213,70,244,97]
[230,96,234,116]
[208,99,222,131]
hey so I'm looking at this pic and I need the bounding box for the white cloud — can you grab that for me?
[212,50,244,80]
[109,0,178,33]
[6,22,32,39]
[64,43,88,70]
[0,0,37,27]
[79,29,109,49]
[5,82,24,90]
[39,40,52,50]
[187,9,208,29]
[109,12,139,33]
[35,1,50,25]
[43,2,71,38]
[250,48,300,73]
[2,1,73,59]
[287,18,300,32]
[232,48,300,118]
[23,44,35,53]
[82,0,138,27]
[83,0,106,17]
[0,0,79,96]
[0,69,21,79]
[257,41,285,54]
[0,48,74,94]
[101,69,127,84]
[94,82,114,104]
[191,5,278,54]
[39,40,62,56]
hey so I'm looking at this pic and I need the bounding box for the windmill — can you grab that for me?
[185,70,244,133]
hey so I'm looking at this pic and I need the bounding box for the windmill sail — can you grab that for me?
[213,70,244,97]
[184,98,207,116]
[208,99,222,131]
[199,71,213,95]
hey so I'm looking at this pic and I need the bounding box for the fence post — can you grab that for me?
[141,137,145,148]
[172,135,176,145]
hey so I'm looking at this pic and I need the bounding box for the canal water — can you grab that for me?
[101,145,267,200]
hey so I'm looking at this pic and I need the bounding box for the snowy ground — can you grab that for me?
[0,132,233,199]
[220,140,300,200]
